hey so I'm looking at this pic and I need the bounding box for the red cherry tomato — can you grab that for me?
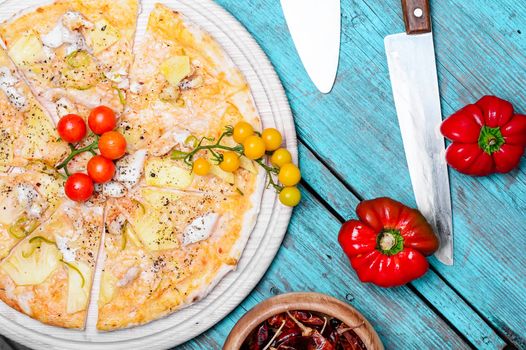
[87,155,116,184]
[64,173,94,202]
[88,106,117,135]
[98,131,127,160]
[57,114,87,143]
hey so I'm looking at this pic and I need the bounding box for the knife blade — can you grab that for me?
[280,0,341,94]
[384,0,453,265]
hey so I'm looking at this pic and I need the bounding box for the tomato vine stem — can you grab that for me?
[170,126,284,193]
[56,138,99,176]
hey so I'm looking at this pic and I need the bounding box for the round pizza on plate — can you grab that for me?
[0,0,263,331]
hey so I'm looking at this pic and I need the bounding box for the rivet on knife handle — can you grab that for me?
[401,0,431,34]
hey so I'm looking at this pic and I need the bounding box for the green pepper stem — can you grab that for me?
[478,126,505,155]
[376,229,404,255]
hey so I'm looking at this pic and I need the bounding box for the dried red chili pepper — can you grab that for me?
[323,320,340,347]
[310,331,335,350]
[268,313,296,329]
[241,311,366,350]
[275,327,302,345]
[247,323,269,350]
[290,311,325,326]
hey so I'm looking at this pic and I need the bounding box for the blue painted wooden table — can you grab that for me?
[174,1,526,349]
[2,0,524,349]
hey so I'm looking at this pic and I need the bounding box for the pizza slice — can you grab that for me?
[97,185,250,330]
[121,3,260,157]
[0,47,68,168]
[0,200,104,329]
[0,169,63,260]
[0,0,139,122]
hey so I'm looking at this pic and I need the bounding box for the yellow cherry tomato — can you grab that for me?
[278,163,301,186]
[243,135,266,160]
[233,121,254,144]
[271,148,292,168]
[261,128,283,151]
[193,158,211,176]
[279,186,301,207]
[220,151,241,172]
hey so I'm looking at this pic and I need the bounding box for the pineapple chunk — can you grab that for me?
[21,106,63,161]
[0,189,23,225]
[8,33,46,65]
[133,208,179,251]
[141,188,180,208]
[210,165,235,185]
[145,157,194,189]
[35,173,62,201]
[99,271,117,306]
[240,156,257,174]
[87,20,121,54]
[60,66,99,90]
[118,123,145,148]
[160,56,191,86]
[66,261,91,314]
[0,241,61,285]
[124,223,142,248]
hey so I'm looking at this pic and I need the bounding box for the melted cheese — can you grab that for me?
[182,213,220,246]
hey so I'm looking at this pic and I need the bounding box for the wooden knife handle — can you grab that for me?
[401,0,431,34]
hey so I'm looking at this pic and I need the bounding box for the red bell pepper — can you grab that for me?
[338,198,439,288]
[440,95,526,176]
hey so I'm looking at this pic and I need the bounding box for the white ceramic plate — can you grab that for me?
[0,0,296,349]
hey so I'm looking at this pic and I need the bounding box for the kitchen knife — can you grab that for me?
[384,0,453,264]
[280,0,341,94]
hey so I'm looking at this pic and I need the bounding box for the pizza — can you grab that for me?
[0,1,266,331]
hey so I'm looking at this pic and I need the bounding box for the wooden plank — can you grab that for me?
[178,186,470,349]
[298,143,506,349]
[215,0,526,347]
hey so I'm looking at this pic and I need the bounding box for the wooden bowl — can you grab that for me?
[223,292,384,349]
